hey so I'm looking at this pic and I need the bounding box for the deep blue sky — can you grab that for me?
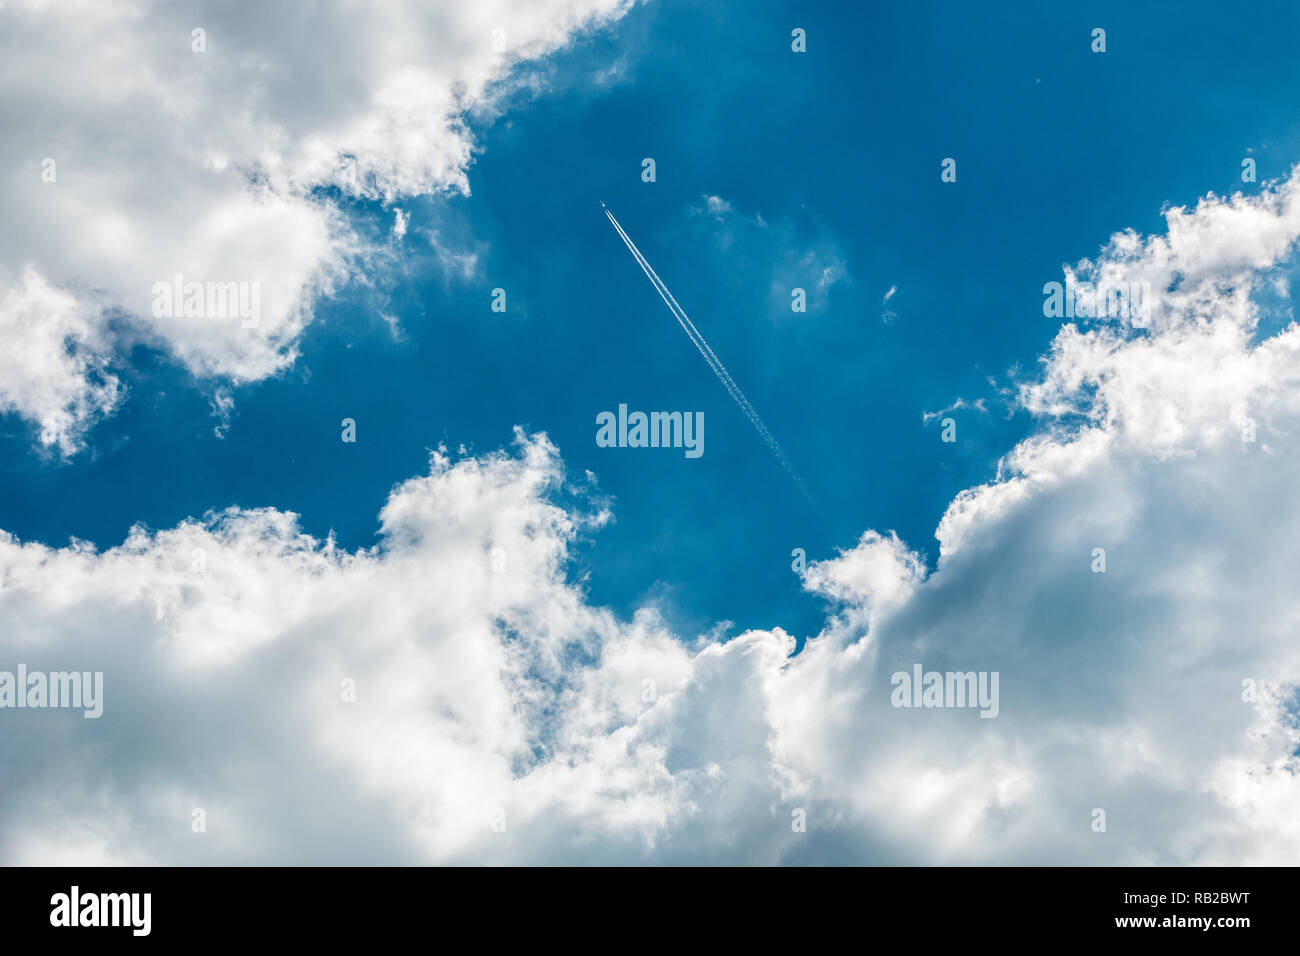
[4,0,1300,644]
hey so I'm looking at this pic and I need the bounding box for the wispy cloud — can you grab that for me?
[687,194,850,318]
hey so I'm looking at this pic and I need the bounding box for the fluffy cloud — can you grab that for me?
[0,268,122,455]
[4,171,1300,864]
[0,0,633,452]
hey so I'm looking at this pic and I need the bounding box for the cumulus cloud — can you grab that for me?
[0,0,634,452]
[0,268,122,456]
[5,171,1300,864]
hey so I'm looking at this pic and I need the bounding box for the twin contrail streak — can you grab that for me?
[602,203,816,507]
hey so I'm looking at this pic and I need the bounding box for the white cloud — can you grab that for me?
[688,194,848,315]
[390,208,409,242]
[881,284,897,322]
[704,194,732,217]
[0,267,122,456]
[0,0,634,452]
[922,396,988,426]
[5,164,1300,862]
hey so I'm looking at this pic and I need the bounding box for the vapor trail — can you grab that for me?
[602,204,816,506]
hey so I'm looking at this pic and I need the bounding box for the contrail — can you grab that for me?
[602,202,817,507]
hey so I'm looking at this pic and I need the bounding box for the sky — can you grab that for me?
[1,0,1300,865]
